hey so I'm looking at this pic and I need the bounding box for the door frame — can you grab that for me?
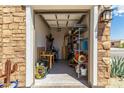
[25,5,98,87]
[26,6,35,87]
[88,6,98,87]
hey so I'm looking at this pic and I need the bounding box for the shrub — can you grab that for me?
[110,56,124,78]
[121,43,124,48]
[119,43,124,48]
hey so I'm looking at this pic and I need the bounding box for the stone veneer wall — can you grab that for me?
[0,6,26,87]
[97,19,111,87]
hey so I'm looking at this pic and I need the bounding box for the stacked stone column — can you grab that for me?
[0,7,2,80]
[0,6,26,87]
[97,21,111,87]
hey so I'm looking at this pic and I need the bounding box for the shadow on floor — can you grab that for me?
[48,60,89,87]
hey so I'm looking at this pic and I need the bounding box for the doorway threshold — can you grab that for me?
[32,74,88,88]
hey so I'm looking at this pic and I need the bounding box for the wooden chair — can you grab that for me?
[37,47,46,60]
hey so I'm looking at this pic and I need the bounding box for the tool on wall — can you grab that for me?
[46,33,54,51]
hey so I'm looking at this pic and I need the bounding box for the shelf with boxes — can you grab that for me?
[70,24,88,78]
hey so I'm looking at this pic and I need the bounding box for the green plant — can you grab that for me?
[121,43,124,48]
[110,56,124,78]
[119,43,124,48]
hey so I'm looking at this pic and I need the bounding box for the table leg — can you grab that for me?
[50,56,52,69]
[48,56,50,69]
[53,55,54,64]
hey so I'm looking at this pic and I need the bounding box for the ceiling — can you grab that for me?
[40,13,87,28]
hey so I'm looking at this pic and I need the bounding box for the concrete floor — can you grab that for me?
[33,60,89,88]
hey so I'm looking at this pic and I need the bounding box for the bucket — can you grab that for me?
[80,67,87,76]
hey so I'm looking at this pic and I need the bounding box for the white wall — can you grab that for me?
[35,14,49,61]
[51,28,67,59]
[35,15,49,48]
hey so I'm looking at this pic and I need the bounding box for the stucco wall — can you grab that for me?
[0,6,26,87]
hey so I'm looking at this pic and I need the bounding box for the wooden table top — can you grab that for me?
[40,54,54,57]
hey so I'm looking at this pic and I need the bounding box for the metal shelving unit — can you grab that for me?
[72,24,88,78]
[72,24,87,55]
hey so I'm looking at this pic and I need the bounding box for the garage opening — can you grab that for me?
[33,9,90,87]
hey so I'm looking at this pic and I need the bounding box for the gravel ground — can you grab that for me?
[108,48,124,88]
